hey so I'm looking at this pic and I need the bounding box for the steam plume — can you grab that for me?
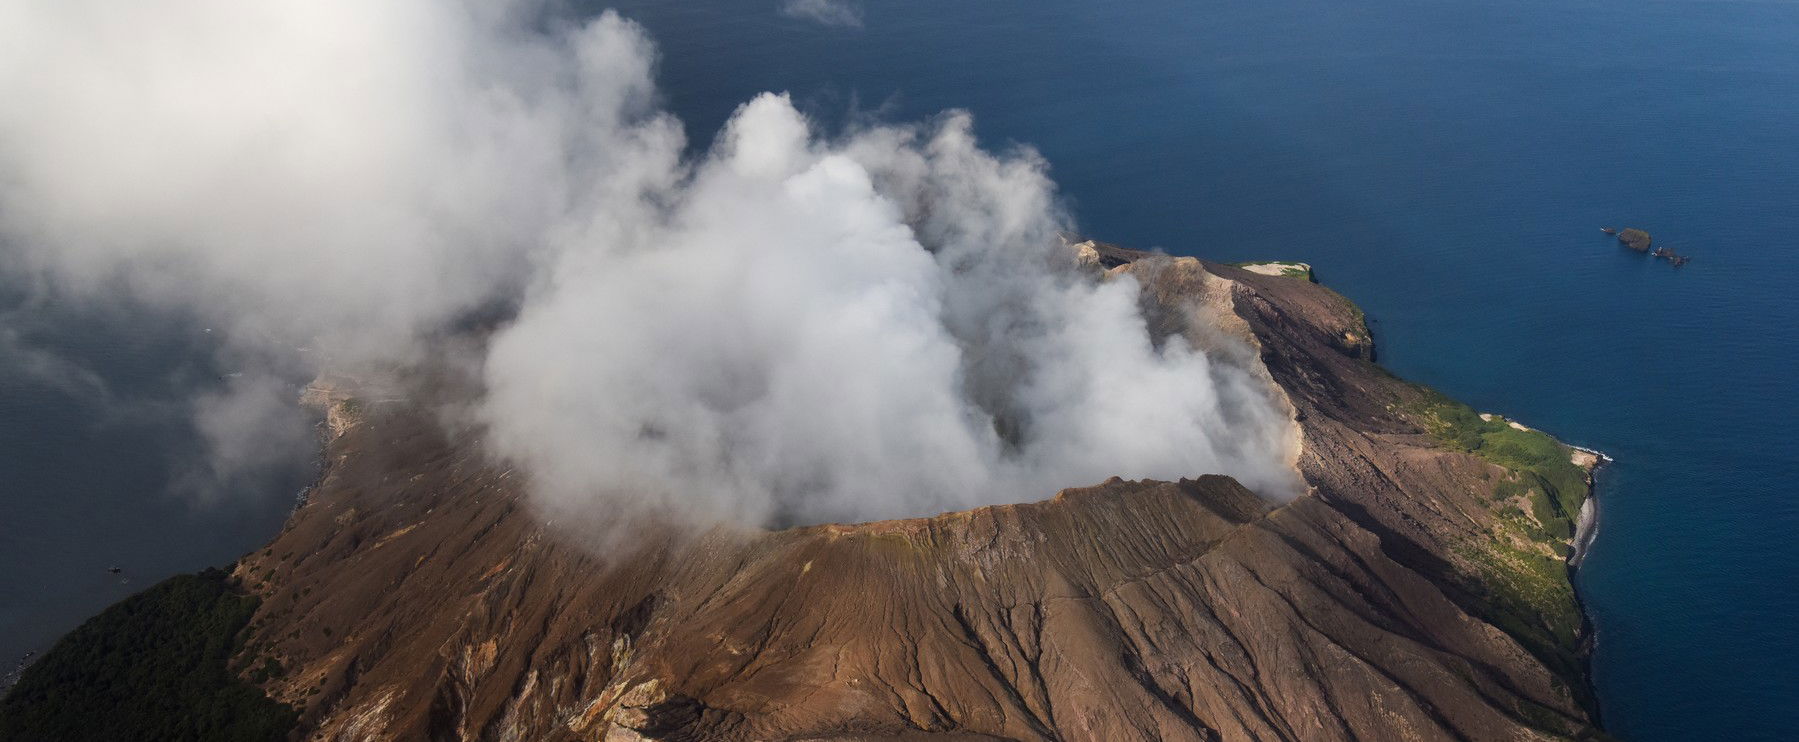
[0,0,1295,536]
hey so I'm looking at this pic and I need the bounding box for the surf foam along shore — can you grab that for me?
[1570,444,1610,568]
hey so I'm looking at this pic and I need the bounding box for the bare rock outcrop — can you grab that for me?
[1616,228,1651,252]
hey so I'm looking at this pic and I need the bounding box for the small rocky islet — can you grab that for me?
[1602,226,1690,267]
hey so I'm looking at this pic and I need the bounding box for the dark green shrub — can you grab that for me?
[0,569,295,741]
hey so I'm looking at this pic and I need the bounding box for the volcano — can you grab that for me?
[193,245,1604,741]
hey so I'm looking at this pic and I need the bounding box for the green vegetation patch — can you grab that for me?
[1410,390,1594,701]
[1226,261,1315,282]
[1411,393,1588,526]
[1456,541,1583,648]
[0,568,296,742]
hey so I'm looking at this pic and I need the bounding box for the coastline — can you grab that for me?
[1569,443,1610,568]
[1473,412,1609,567]
[1565,441,1610,729]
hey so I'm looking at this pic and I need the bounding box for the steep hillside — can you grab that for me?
[215,246,1604,741]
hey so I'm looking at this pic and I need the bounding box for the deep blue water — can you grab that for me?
[601,0,1799,738]
[0,301,309,681]
[4,0,1795,737]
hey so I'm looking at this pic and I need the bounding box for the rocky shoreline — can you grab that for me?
[1570,445,1610,568]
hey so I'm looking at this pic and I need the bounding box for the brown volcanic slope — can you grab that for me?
[231,247,1604,741]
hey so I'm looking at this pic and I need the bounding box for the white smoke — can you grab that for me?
[0,0,1295,536]
[779,0,865,29]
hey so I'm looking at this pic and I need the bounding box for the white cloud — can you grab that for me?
[779,0,865,29]
[0,0,1295,546]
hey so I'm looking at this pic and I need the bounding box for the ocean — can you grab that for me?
[0,300,312,683]
[6,0,1797,736]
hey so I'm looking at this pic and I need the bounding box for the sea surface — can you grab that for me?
[5,0,1797,737]
[0,299,312,683]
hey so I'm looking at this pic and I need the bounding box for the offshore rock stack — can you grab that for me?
[1604,226,1690,267]
[1614,227,1652,252]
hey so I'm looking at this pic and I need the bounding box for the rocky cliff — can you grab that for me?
[224,246,1605,741]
